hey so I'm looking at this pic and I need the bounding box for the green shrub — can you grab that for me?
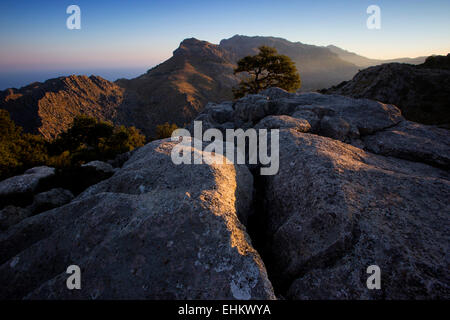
[0,112,146,179]
[0,110,48,179]
[155,122,178,140]
[49,115,146,166]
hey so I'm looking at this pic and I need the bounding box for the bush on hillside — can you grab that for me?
[0,112,146,180]
[49,115,146,166]
[0,110,48,179]
[155,122,179,140]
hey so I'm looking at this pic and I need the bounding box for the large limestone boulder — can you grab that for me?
[192,90,404,145]
[0,206,32,231]
[262,129,449,299]
[0,138,275,300]
[2,88,447,300]
[81,161,115,174]
[0,166,55,208]
[29,188,74,215]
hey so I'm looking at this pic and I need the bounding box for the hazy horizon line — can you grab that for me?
[0,35,448,90]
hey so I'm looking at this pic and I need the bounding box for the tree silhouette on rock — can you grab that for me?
[233,46,301,98]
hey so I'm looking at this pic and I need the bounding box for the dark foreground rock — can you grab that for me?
[0,167,55,208]
[29,188,74,215]
[0,206,32,231]
[0,138,275,300]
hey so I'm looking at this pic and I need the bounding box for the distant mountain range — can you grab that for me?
[0,35,430,138]
[326,45,426,68]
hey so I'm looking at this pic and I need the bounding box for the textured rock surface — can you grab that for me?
[29,188,74,215]
[193,91,403,145]
[0,206,32,230]
[1,88,448,300]
[265,130,449,299]
[255,115,311,132]
[107,151,134,168]
[0,138,275,300]
[190,89,450,299]
[81,161,115,174]
[322,58,450,126]
[67,161,116,192]
[363,121,450,170]
[0,166,55,208]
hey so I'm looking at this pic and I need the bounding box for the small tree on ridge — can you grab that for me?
[233,46,301,98]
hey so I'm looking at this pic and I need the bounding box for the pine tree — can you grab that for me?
[233,46,301,98]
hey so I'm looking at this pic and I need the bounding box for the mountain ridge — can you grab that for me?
[326,45,427,68]
[0,75,126,139]
[0,35,439,139]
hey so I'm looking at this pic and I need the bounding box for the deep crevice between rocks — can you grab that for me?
[245,167,284,298]
[245,165,364,299]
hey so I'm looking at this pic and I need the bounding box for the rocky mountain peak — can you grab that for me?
[174,37,232,62]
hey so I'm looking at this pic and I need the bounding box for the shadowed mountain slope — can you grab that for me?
[322,54,450,125]
[221,35,359,91]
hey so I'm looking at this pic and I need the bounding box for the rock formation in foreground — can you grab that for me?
[191,88,450,299]
[0,89,449,299]
[322,54,450,126]
[0,139,274,299]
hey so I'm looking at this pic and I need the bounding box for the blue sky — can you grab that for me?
[0,0,449,88]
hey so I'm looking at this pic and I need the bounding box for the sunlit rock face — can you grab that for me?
[0,76,126,140]
[0,138,275,300]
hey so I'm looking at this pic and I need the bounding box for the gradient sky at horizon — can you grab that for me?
[1,0,449,88]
